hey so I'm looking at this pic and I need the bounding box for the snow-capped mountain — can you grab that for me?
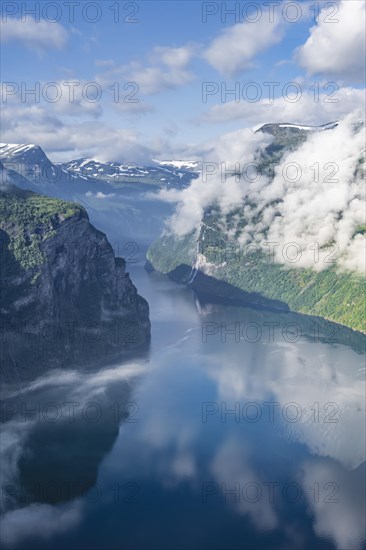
[59,158,199,189]
[0,143,187,250]
[253,121,339,133]
[0,143,99,199]
[0,143,55,179]
[152,159,201,171]
[0,143,52,160]
[251,121,342,168]
[0,144,199,201]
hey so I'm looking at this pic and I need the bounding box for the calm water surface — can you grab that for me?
[1,263,365,550]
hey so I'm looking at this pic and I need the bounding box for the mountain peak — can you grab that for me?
[0,143,50,165]
[253,122,339,133]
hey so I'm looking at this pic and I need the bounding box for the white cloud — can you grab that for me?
[200,87,366,126]
[159,128,268,236]
[126,63,193,95]
[151,45,194,69]
[300,459,366,550]
[250,112,366,273]
[0,104,155,163]
[162,112,366,274]
[203,16,283,76]
[85,191,116,199]
[48,81,103,117]
[0,363,144,547]
[0,79,152,117]
[0,422,30,514]
[0,17,68,51]
[0,501,83,547]
[96,45,195,96]
[296,0,366,83]
[210,438,278,529]
[207,338,366,470]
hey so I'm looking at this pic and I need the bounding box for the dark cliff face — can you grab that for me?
[0,186,150,377]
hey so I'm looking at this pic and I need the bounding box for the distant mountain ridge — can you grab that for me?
[152,159,201,170]
[0,143,199,202]
[0,142,189,250]
[253,121,339,133]
[0,142,108,200]
[59,157,198,189]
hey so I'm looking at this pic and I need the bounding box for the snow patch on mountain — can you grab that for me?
[153,159,200,170]
[0,143,46,160]
[252,122,339,133]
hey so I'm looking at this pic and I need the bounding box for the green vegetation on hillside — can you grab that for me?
[220,252,365,333]
[148,230,366,333]
[147,123,366,333]
[147,232,196,273]
[0,189,84,270]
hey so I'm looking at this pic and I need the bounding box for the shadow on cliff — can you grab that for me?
[0,227,151,384]
[151,262,366,355]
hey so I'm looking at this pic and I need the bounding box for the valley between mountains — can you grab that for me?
[1,119,365,378]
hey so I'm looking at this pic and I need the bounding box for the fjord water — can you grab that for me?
[1,263,365,550]
[1,193,365,549]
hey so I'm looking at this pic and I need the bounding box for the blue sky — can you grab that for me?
[1,0,365,161]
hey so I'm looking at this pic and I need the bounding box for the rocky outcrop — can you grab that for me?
[0,186,150,376]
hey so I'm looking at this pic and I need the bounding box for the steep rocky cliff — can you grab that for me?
[0,185,150,376]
